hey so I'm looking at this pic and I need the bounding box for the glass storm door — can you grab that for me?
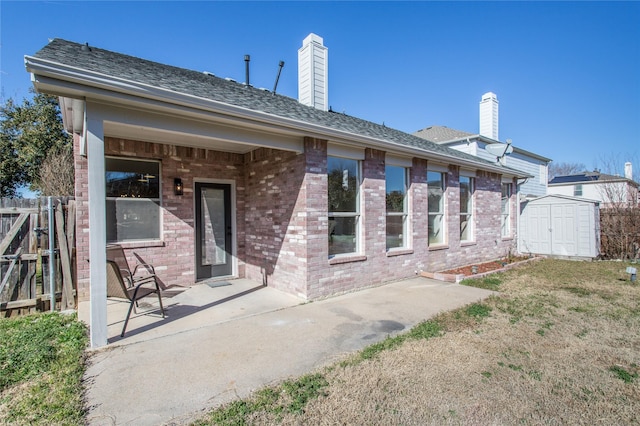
[195,183,232,279]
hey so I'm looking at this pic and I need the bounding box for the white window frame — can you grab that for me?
[540,164,548,185]
[385,165,408,250]
[574,184,583,197]
[105,156,162,243]
[501,182,512,237]
[460,176,475,242]
[428,170,446,246]
[327,155,361,257]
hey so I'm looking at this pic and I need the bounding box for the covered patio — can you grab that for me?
[78,278,304,347]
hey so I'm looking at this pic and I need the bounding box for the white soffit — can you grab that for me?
[427,163,449,173]
[386,154,412,168]
[460,168,477,177]
[327,142,364,160]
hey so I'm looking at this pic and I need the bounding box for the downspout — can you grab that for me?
[515,177,529,255]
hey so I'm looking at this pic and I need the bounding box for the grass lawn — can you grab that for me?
[1,259,638,424]
[194,259,640,425]
[0,312,87,425]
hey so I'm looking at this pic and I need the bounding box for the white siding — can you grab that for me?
[548,181,628,204]
[298,33,328,111]
[479,92,499,140]
[444,138,549,197]
[478,141,548,197]
[446,141,476,156]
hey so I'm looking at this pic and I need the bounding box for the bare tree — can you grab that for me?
[548,161,585,181]
[596,152,639,183]
[596,154,640,260]
[38,147,75,196]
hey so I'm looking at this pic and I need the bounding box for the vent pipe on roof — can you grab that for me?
[625,162,633,180]
[273,60,285,94]
[244,55,250,87]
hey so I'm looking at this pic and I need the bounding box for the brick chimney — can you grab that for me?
[298,33,328,111]
[479,92,499,140]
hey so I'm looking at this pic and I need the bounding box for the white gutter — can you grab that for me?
[26,55,526,177]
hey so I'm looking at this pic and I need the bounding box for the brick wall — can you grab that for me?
[74,137,246,301]
[74,134,517,303]
[305,155,516,299]
[243,147,308,296]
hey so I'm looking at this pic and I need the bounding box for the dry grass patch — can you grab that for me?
[195,259,640,425]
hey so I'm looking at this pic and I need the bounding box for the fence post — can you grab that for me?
[48,196,56,311]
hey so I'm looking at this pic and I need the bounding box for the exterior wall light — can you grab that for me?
[174,178,184,196]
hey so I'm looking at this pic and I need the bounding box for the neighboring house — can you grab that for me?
[548,165,639,207]
[25,36,527,347]
[413,93,552,199]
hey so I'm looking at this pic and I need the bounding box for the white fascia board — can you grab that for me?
[59,97,74,133]
[25,55,527,176]
[445,133,552,163]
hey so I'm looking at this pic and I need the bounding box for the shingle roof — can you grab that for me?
[31,39,520,173]
[549,172,636,185]
[412,126,475,143]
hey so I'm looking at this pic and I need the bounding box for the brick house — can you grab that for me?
[26,36,527,347]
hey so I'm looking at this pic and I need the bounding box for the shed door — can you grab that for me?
[551,204,577,256]
[527,204,551,254]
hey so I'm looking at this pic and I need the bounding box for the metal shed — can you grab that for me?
[518,195,600,259]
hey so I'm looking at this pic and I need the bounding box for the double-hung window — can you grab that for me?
[106,157,161,243]
[574,184,583,197]
[460,176,474,242]
[428,171,446,245]
[385,165,408,250]
[328,156,360,257]
[501,183,512,237]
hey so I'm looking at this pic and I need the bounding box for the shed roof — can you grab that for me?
[522,194,600,205]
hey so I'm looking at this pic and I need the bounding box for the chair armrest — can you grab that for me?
[120,269,134,287]
[133,263,156,276]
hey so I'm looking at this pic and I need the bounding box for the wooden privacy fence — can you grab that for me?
[0,197,76,316]
[600,207,640,260]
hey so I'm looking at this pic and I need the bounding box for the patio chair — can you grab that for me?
[106,244,156,285]
[106,256,165,337]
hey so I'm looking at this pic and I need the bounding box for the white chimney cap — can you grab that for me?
[482,92,497,100]
[303,33,324,46]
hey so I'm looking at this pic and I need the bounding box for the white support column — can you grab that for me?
[86,103,107,348]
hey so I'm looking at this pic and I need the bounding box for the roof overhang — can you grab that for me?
[435,134,552,163]
[25,54,527,177]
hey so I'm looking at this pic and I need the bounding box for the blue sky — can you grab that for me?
[1,1,639,172]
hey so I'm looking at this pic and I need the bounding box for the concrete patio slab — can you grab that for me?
[82,277,495,425]
[78,278,304,347]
